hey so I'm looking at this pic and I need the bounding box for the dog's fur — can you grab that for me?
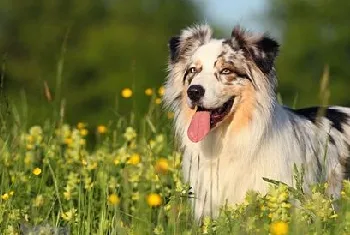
[163,25,350,219]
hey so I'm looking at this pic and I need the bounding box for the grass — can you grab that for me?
[1,96,350,235]
[1,70,350,234]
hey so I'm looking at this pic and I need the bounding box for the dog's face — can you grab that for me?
[164,25,279,143]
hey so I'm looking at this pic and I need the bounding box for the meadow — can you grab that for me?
[1,86,350,235]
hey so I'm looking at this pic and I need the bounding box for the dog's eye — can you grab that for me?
[221,68,232,74]
[188,67,197,74]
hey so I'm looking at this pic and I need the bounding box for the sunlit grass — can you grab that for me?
[0,87,350,235]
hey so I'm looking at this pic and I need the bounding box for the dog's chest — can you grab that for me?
[184,144,295,219]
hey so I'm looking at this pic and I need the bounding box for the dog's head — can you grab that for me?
[164,25,279,143]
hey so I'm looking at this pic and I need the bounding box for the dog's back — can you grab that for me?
[288,106,350,186]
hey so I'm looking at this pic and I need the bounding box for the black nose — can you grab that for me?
[187,85,205,102]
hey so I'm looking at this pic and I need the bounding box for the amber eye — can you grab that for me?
[188,67,197,73]
[221,68,232,74]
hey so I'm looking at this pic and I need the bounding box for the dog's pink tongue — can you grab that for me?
[187,111,211,143]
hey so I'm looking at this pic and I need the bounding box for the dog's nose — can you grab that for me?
[187,85,205,102]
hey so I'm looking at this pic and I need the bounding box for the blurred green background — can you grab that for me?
[0,0,349,127]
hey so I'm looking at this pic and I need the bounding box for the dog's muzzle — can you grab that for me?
[187,85,205,103]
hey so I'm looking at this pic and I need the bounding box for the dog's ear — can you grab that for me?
[231,26,279,74]
[168,25,212,63]
[168,36,181,62]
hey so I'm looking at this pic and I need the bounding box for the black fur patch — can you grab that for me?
[229,26,279,74]
[328,134,336,145]
[168,36,181,62]
[289,107,349,133]
[253,36,279,74]
[183,69,189,84]
[340,144,350,179]
[231,26,247,49]
[222,39,239,50]
[346,145,350,179]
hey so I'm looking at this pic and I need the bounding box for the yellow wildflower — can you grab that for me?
[79,129,88,136]
[1,193,9,200]
[127,153,140,165]
[79,139,86,146]
[155,98,162,105]
[167,112,174,119]
[121,88,133,98]
[270,222,288,235]
[87,162,98,170]
[155,158,169,174]
[324,182,329,189]
[26,144,34,151]
[149,134,164,153]
[108,193,120,205]
[84,177,94,190]
[77,122,87,129]
[151,174,159,182]
[24,152,33,165]
[29,126,43,136]
[128,171,140,182]
[26,135,34,144]
[97,125,107,134]
[145,88,153,96]
[34,194,44,207]
[61,208,77,222]
[64,138,73,146]
[63,191,72,200]
[123,127,137,141]
[132,192,140,200]
[149,140,156,148]
[81,159,87,165]
[114,158,120,165]
[147,193,162,207]
[1,191,13,201]
[158,86,165,96]
[32,168,42,176]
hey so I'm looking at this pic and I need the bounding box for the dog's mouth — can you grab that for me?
[187,98,234,143]
[198,98,234,128]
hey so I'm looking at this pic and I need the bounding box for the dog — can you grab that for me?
[163,24,350,219]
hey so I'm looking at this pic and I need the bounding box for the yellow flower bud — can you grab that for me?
[121,88,133,98]
[77,122,87,129]
[108,193,120,205]
[127,153,140,165]
[79,129,88,136]
[97,125,107,134]
[270,222,288,235]
[64,138,73,146]
[158,86,165,96]
[155,98,162,105]
[1,193,9,200]
[32,168,42,176]
[155,158,169,174]
[167,112,174,119]
[147,193,162,207]
[145,88,153,96]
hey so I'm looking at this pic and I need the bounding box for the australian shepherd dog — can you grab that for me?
[163,25,350,219]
